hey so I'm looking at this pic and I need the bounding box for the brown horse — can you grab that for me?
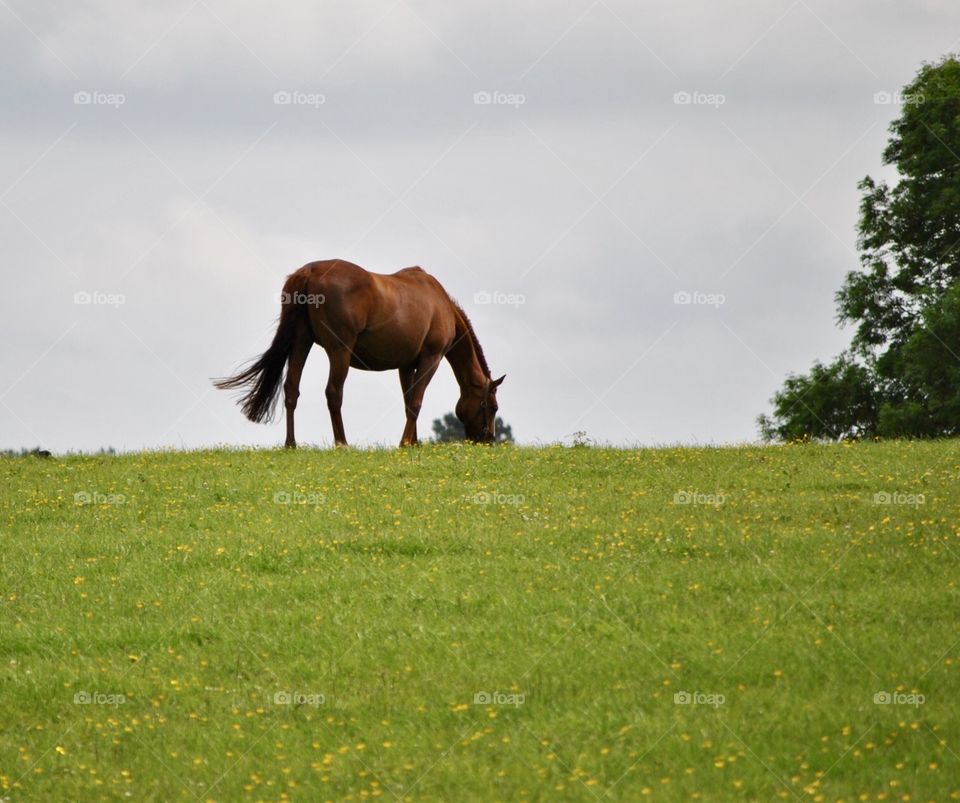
[215,259,504,447]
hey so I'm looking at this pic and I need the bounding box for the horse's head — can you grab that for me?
[457,374,505,443]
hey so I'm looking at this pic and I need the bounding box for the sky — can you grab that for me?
[1,0,958,451]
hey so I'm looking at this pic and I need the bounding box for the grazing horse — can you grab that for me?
[215,259,504,447]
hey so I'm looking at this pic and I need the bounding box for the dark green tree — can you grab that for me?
[758,356,880,441]
[760,54,960,440]
[431,412,514,443]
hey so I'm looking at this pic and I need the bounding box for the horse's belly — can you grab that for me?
[349,352,398,371]
[350,334,420,371]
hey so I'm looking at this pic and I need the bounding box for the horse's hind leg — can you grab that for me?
[325,347,352,447]
[283,325,313,449]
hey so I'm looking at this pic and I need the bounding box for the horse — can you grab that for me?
[214,259,504,447]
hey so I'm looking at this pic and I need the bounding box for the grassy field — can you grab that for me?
[1,441,958,801]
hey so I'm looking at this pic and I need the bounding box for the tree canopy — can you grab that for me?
[760,55,960,440]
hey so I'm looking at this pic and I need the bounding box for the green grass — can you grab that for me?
[1,442,959,801]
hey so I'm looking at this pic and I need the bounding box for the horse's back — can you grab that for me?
[296,260,438,295]
[297,259,371,289]
[391,265,427,280]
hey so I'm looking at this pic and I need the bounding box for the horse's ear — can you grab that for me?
[492,374,505,388]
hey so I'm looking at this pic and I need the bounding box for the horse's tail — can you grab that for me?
[214,271,308,423]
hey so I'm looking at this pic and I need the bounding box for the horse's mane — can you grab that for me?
[449,297,490,378]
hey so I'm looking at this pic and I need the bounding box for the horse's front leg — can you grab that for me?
[398,352,443,447]
[399,365,417,446]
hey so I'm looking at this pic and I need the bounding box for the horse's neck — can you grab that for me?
[447,316,486,393]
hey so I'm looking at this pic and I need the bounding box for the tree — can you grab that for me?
[760,54,960,439]
[431,412,514,443]
[757,356,879,441]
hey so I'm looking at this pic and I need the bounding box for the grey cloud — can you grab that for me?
[0,1,952,450]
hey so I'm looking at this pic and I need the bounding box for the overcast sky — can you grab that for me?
[1,0,957,451]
